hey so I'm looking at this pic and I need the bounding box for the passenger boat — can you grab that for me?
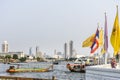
[66,58,86,72]
[6,65,53,73]
[66,63,85,72]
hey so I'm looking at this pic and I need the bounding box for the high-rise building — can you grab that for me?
[29,47,32,55]
[36,46,39,58]
[64,43,67,59]
[2,41,8,53]
[36,46,43,58]
[69,40,73,58]
[36,46,39,54]
[54,49,57,55]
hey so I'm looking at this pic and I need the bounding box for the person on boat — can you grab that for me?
[111,58,117,68]
[6,66,15,72]
[73,65,77,69]
[10,66,15,69]
[66,63,70,68]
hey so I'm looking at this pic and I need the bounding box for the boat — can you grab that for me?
[6,65,53,73]
[66,58,86,72]
[53,61,59,64]
[52,59,60,65]
[66,63,85,72]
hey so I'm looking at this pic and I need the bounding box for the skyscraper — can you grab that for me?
[29,47,32,55]
[64,43,67,59]
[2,41,8,53]
[69,40,73,58]
[36,46,39,54]
[36,46,43,58]
[36,46,39,57]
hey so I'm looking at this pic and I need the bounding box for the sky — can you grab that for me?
[0,0,120,57]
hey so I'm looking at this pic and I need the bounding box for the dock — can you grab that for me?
[86,64,120,80]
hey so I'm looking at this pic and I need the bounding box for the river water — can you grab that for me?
[0,61,85,80]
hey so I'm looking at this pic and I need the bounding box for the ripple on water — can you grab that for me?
[0,62,85,80]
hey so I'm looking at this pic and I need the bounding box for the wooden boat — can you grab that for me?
[6,65,53,73]
[66,58,86,72]
[66,63,85,72]
[53,61,59,65]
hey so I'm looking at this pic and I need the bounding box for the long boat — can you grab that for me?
[53,60,59,65]
[66,63,85,72]
[66,58,86,72]
[6,65,53,73]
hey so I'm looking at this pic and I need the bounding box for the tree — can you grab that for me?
[5,55,11,62]
[19,57,26,62]
[5,55,11,59]
[13,54,18,59]
[37,57,40,61]
[37,57,44,62]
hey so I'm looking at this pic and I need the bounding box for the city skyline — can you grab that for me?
[0,0,120,56]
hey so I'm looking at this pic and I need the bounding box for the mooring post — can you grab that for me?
[52,76,56,80]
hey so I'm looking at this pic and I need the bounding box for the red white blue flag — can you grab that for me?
[90,28,99,53]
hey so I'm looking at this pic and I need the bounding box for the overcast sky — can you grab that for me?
[0,0,120,56]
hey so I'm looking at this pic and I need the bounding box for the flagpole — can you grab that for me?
[118,52,120,68]
[104,12,107,64]
[97,49,99,65]
[116,5,120,68]
[104,12,108,64]
[105,52,107,64]
[104,12,106,64]
[98,44,102,65]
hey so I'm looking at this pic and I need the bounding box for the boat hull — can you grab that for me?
[66,63,85,73]
[6,65,53,73]
[6,68,49,73]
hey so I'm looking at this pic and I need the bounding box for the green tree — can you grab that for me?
[13,54,18,59]
[5,55,11,58]
[5,55,11,62]
[37,57,44,62]
[37,57,40,61]
[19,57,26,62]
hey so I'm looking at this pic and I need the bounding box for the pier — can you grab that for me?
[86,64,120,80]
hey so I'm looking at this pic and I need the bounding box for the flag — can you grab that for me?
[110,6,120,55]
[82,28,103,47]
[99,28,103,47]
[104,13,108,53]
[82,34,95,47]
[101,46,106,54]
[90,28,99,53]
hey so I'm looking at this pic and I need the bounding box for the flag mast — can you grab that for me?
[104,12,108,64]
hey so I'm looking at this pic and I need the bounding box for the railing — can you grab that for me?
[0,76,56,80]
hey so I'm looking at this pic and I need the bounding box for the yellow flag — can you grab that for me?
[99,28,103,47]
[82,34,95,47]
[100,46,106,55]
[101,48,105,55]
[110,6,120,55]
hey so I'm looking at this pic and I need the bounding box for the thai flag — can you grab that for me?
[90,28,99,53]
